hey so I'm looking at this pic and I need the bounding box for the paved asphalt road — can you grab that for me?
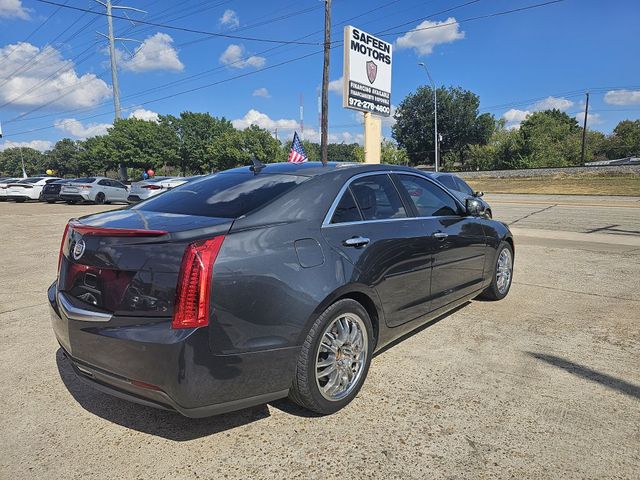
[0,197,638,480]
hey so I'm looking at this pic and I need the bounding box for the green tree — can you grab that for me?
[0,147,45,176]
[327,143,360,162]
[103,118,179,174]
[519,110,581,167]
[45,139,81,176]
[205,129,246,172]
[392,86,495,166]
[381,139,409,165]
[601,120,640,159]
[241,125,281,163]
[162,112,234,175]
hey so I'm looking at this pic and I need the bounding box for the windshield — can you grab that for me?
[134,173,308,218]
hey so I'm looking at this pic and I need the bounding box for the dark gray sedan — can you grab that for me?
[49,162,514,417]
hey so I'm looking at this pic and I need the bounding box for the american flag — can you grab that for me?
[288,132,308,163]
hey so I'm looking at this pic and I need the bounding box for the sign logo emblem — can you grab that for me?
[72,238,86,261]
[366,60,377,84]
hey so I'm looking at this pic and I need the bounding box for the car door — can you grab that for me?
[111,180,128,201]
[393,173,487,313]
[321,172,433,327]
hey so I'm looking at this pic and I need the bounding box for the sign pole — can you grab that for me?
[364,112,381,164]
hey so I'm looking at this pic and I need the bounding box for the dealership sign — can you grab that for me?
[343,26,392,117]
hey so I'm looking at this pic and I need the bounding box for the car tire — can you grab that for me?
[95,192,105,205]
[66,200,76,205]
[46,200,55,204]
[289,298,374,415]
[15,198,26,203]
[480,241,514,301]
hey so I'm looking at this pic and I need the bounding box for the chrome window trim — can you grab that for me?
[322,170,466,228]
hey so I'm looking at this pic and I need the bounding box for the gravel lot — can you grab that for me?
[1,200,639,479]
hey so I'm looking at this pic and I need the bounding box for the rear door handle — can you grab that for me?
[433,231,448,240]
[343,236,370,248]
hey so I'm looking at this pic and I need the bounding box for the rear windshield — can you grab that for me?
[19,178,44,183]
[70,177,96,183]
[133,173,308,218]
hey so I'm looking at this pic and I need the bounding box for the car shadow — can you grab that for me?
[374,302,470,357]
[527,352,640,399]
[55,349,270,441]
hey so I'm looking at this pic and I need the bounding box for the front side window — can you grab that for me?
[349,175,407,221]
[454,177,474,195]
[396,174,460,217]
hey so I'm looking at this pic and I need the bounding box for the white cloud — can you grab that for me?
[128,108,159,122]
[219,44,266,69]
[604,89,640,106]
[501,96,574,129]
[0,139,52,151]
[232,110,364,145]
[395,17,464,56]
[531,96,574,111]
[119,33,184,72]
[575,111,603,126]
[0,42,111,109]
[252,87,271,98]
[0,0,29,19]
[219,9,239,28]
[502,109,531,129]
[54,118,111,139]
[329,76,343,93]
[232,109,298,131]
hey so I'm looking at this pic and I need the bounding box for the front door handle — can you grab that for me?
[433,231,448,240]
[343,236,370,248]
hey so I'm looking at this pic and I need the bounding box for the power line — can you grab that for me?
[34,0,325,45]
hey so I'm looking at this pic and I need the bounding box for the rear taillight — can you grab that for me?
[79,184,93,189]
[172,236,225,329]
[142,185,162,190]
[57,222,71,275]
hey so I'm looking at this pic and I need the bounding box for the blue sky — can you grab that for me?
[1,0,639,151]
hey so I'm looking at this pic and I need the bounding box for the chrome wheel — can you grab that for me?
[496,248,512,294]
[315,313,368,401]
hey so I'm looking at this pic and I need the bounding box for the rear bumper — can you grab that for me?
[127,195,143,203]
[7,194,34,201]
[60,194,89,202]
[42,193,61,201]
[48,282,296,417]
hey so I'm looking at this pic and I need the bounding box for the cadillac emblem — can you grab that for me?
[72,238,86,261]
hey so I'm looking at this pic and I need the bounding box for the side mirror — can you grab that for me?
[474,191,484,198]
[466,198,485,217]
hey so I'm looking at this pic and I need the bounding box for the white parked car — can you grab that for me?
[0,177,23,201]
[59,177,129,204]
[5,177,62,202]
[127,176,202,203]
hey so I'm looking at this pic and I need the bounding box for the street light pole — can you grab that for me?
[418,62,438,172]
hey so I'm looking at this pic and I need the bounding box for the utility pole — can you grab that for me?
[320,0,331,166]
[418,62,438,172]
[94,0,145,180]
[580,91,590,165]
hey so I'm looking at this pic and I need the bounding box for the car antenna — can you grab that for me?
[249,156,265,174]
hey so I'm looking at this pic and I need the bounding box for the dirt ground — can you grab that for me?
[0,201,638,479]
[467,172,640,196]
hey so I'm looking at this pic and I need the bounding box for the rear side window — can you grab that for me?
[331,189,362,224]
[350,175,407,221]
[396,174,460,217]
[135,173,308,218]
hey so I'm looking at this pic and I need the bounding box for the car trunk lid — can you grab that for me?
[57,209,233,317]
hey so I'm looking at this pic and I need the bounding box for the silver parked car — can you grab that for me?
[127,176,203,203]
[59,177,129,205]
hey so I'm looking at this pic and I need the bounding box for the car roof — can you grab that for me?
[220,161,430,178]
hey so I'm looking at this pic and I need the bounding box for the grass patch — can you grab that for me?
[466,173,640,196]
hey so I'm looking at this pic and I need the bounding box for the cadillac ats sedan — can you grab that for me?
[49,162,514,417]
